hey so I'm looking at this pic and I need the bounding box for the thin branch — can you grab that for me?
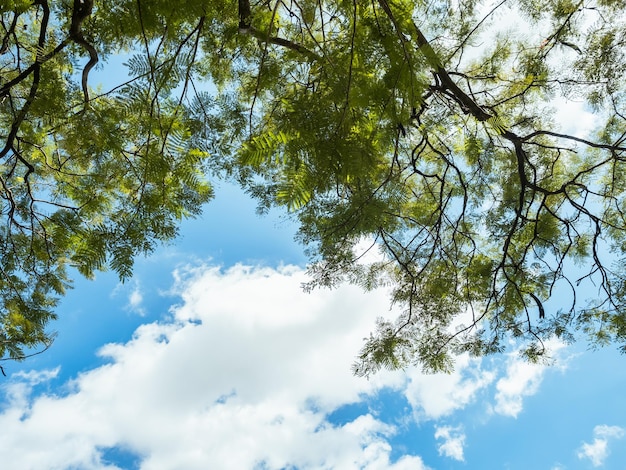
[238,0,321,61]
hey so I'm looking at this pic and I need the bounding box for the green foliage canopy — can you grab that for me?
[2,0,626,373]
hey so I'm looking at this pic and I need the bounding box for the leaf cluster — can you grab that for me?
[4,0,626,375]
[0,0,219,360]
[225,0,626,373]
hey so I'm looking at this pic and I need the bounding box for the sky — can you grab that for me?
[2,4,626,469]
[1,177,625,470]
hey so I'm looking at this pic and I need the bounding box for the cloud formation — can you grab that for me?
[127,283,145,315]
[0,263,570,469]
[577,425,625,467]
[0,264,431,469]
[434,425,466,461]
[404,353,495,420]
[493,341,566,418]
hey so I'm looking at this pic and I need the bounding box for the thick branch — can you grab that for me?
[69,0,98,102]
[376,0,492,121]
[0,37,68,98]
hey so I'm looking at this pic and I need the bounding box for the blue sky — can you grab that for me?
[1,7,626,466]
[1,178,625,469]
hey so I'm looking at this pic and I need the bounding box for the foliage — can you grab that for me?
[3,0,626,374]
[0,0,217,359]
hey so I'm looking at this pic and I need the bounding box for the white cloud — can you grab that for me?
[0,263,575,468]
[434,425,466,461]
[404,353,495,420]
[127,282,145,315]
[579,439,608,468]
[594,425,625,439]
[128,287,142,309]
[577,425,625,467]
[0,264,432,470]
[12,367,60,385]
[493,358,543,417]
[111,280,145,315]
[493,340,566,418]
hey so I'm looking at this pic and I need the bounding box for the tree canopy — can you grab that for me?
[2,0,626,373]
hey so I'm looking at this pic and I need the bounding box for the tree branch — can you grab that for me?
[69,0,98,102]
[238,0,321,61]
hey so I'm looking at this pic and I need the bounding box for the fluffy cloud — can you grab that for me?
[493,340,566,418]
[0,262,577,468]
[577,425,625,467]
[403,353,495,420]
[434,425,466,461]
[0,264,432,469]
[493,359,543,417]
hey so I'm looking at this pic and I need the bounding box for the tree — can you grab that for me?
[2,0,626,373]
[0,0,217,359]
